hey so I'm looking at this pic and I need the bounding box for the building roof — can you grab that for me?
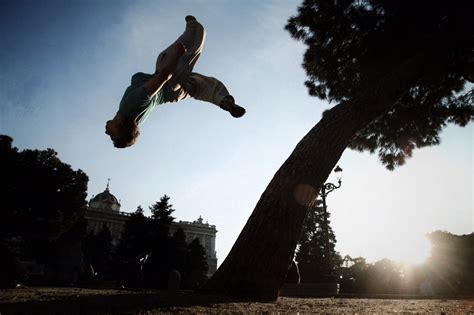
[91,187,119,205]
[89,180,121,211]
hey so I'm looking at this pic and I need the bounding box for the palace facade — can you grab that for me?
[84,184,218,276]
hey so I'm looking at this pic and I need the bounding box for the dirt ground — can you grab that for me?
[0,287,473,314]
[0,287,134,303]
[160,297,474,314]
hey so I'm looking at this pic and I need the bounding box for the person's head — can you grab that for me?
[105,113,140,148]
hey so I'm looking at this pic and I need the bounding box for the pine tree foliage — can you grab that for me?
[296,199,342,282]
[286,0,474,169]
[116,206,151,263]
[184,238,209,290]
[150,195,175,222]
[149,195,175,238]
[171,228,188,280]
[115,197,188,289]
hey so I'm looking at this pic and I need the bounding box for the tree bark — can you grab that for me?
[202,52,431,301]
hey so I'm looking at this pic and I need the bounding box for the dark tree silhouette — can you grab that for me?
[340,256,408,294]
[426,231,474,294]
[296,200,342,282]
[150,195,175,239]
[83,225,114,280]
[0,135,88,285]
[203,0,473,300]
[170,228,188,283]
[339,232,474,295]
[0,240,25,288]
[184,238,209,290]
[340,256,370,293]
[115,198,186,289]
[365,259,404,294]
[116,206,151,262]
[115,206,151,287]
[286,0,473,170]
[143,195,176,289]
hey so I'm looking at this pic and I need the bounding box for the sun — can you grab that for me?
[396,236,432,265]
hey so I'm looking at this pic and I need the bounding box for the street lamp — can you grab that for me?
[334,165,343,182]
[322,165,343,196]
[319,165,343,281]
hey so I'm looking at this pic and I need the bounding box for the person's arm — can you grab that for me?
[143,42,186,97]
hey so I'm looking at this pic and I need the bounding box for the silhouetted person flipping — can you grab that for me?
[106,16,246,148]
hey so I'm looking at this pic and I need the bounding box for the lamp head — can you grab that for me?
[334,165,343,182]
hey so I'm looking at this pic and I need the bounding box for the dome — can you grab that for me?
[91,188,119,204]
[89,182,121,212]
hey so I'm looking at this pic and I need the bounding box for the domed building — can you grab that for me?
[84,181,218,276]
[89,184,121,212]
[85,182,131,245]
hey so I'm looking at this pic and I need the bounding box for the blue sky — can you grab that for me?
[1,0,472,265]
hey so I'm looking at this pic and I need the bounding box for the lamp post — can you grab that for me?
[319,165,343,281]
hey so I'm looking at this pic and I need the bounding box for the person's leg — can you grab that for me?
[182,72,246,118]
[155,16,205,90]
[156,17,245,117]
[183,73,229,105]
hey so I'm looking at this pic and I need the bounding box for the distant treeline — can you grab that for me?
[0,135,208,290]
[338,231,474,295]
[293,199,474,295]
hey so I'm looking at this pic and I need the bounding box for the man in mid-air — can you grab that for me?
[106,16,246,148]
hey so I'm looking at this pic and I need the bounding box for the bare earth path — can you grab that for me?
[0,287,472,314]
[162,297,474,314]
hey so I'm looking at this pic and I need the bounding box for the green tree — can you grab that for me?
[340,256,405,294]
[0,239,26,288]
[115,206,151,287]
[171,228,189,282]
[204,1,473,300]
[285,0,473,170]
[296,200,342,282]
[184,238,209,290]
[149,195,175,239]
[340,256,370,293]
[365,259,403,294]
[83,225,114,280]
[0,135,88,285]
[116,206,151,261]
[143,195,176,289]
[426,231,474,294]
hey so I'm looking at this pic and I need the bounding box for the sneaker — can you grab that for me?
[219,95,246,118]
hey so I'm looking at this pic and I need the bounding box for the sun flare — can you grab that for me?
[396,237,432,265]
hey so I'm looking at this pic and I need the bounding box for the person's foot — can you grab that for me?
[185,15,197,23]
[219,95,246,118]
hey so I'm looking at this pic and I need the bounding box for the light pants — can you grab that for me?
[155,19,231,106]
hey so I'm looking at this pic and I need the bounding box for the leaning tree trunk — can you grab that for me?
[202,52,432,301]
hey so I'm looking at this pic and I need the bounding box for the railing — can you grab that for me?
[176,220,216,229]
